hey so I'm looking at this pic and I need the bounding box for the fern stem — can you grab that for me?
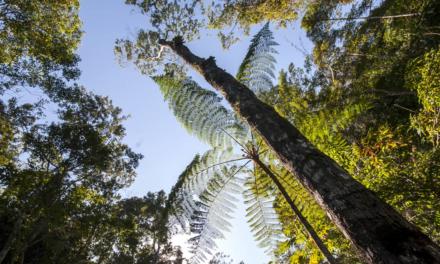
[221,128,248,150]
[193,157,249,176]
[252,157,338,264]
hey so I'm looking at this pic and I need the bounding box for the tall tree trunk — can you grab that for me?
[158,38,440,264]
[253,157,337,264]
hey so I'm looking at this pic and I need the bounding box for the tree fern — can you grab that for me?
[158,24,286,262]
[236,22,278,93]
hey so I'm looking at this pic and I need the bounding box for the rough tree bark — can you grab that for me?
[158,38,440,264]
[252,156,337,264]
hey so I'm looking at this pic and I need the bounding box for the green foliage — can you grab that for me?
[243,167,282,253]
[207,0,302,30]
[206,0,302,47]
[153,74,246,147]
[236,23,278,93]
[406,47,440,146]
[171,148,234,220]
[0,0,81,65]
[259,70,364,262]
[121,0,303,49]
[189,165,242,263]
[263,68,369,168]
[0,0,82,97]
[153,24,288,262]
[0,113,14,166]
[303,0,440,243]
[0,85,143,263]
[115,30,164,76]
[0,2,191,263]
[260,0,440,261]
[124,0,201,41]
[208,252,243,264]
[103,192,184,264]
[347,126,440,243]
[166,146,243,263]
[120,1,440,261]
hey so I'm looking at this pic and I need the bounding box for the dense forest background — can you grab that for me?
[0,0,439,263]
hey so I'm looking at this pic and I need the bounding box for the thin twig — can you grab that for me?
[393,103,416,113]
[322,13,420,22]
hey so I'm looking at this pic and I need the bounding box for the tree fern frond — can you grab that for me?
[237,22,278,93]
[273,168,318,219]
[183,148,236,195]
[189,163,247,263]
[153,75,247,147]
[168,147,238,230]
[167,154,201,229]
[243,167,283,254]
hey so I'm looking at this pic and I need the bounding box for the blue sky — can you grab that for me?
[78,1,311,263]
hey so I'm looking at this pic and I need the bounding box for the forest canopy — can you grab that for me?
[1,0,440,263]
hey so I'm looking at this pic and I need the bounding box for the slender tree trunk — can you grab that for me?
[0,216,22,263]
[158,38,440,264]
[253,157,337,264]
[322,13,420,21]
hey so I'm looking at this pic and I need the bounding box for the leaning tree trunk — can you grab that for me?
[253,157,337,264]
[158,38,440,264]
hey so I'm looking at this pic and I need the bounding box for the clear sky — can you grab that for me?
[78,1,311,263]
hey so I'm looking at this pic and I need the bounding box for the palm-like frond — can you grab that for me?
[243,167,283,253]
[167,147,248,263]
[236,23,278,93]
[169,147,237,228]
[166,154,201,228]
[189,164,245,263]
[153,75,247,147]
